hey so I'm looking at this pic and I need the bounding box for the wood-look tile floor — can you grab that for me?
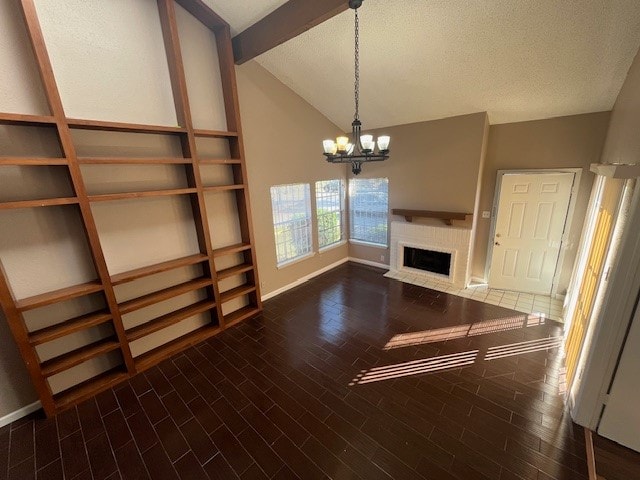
[2,263,639,480]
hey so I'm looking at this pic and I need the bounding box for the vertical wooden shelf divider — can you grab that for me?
[157,0,225,329]
[215,24,263,315]
[0,0,262,416]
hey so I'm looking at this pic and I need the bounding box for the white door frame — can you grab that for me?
[485,168,582,297]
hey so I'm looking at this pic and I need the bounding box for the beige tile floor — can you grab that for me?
[384,270,564,323]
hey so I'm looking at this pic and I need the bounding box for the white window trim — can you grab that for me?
[315,179,346,251]
[319,239,348,253]
[349,239,388,249]
[270,183,313,266]
[348,177,389,247]
[276,251,316,269]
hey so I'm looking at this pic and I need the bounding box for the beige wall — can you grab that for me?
[600,48,640,165]
[236,61,347,296]
[471,112,611,292]
[348,112,489,265]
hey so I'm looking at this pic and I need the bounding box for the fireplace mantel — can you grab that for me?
[391,209,473,226]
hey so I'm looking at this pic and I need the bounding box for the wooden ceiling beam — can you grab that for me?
[232,0,348,65]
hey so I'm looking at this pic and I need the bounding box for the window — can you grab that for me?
[349,178,389,246]
[270,183,313,266]
[315,179,345,249]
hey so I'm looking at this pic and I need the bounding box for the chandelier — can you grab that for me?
[322,0,390,175]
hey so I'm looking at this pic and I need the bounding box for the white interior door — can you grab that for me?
[488,172,574,294]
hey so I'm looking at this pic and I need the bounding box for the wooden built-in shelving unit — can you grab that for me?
[0,0,261,417]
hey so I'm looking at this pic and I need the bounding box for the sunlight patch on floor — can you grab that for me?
[383,314,545,350]
[353,335,563,385]
[484,336,563,360]
[349,350,479,385]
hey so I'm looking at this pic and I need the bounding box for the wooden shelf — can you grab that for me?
[29,310,112,346]
[0,197,79,210]
[16,281,104,312]
[391,209,473,226]
[213,243,252,258]
[53,367,129,411]
[224,305,260,328]
[217,263,253,280]
[119,277,212,314]
[88,188,197,202]
[134,324,220,372]
[110,254,209,286]
[199,158,241,165]
[127,300,216,342]
[193,129,238,138]
[67,118,186,135]
[203,184,245,193]
[0,157,67,166]
[40,338,121,377]
[77,157,191,165]
[0,112,56,127]
[220,283,256,303]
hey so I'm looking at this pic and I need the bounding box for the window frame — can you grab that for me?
[315,179,346,251]
[348,177,389,247]
[269,183,314,267]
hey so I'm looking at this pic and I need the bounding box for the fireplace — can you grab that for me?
[389,221,472,288]
[403,246,451,276]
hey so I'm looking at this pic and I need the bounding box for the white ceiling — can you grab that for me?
[205,0,640,130]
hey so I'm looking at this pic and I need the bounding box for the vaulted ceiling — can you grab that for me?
[203,0,640,130]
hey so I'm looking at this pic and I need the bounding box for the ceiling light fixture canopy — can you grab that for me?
[322,0,390,175]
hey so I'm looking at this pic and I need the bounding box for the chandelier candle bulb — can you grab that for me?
[323,140,337,154]
[360,135,374,152]
[336,136,350,152]
[377,135,391,152]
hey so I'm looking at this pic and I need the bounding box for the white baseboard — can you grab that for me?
[261,257,349,301]
[348,257,389,270]
[0,400,41,428]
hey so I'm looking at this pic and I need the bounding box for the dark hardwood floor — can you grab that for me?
[2,262,639,479]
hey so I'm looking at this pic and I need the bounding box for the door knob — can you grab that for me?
[496,233,502,238]
[495,242,501,246]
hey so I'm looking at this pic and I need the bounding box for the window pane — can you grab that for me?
[349,178,389,246]
[315,179,344,249]
[270,183,312,265]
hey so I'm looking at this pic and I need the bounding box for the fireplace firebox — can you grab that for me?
[403,246,451,276]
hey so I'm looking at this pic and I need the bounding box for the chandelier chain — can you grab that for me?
[354,7,360,121]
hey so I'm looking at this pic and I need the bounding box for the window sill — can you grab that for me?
[276,252,316,269]
[349,239,388,249]
[319,240,347,254]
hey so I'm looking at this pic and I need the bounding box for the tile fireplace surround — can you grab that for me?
[389,220,472,289]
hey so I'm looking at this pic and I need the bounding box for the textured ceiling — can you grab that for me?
[206,0,640,130]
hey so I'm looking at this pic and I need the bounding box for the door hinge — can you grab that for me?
[604,266,612,281]
[601,393,610,405]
